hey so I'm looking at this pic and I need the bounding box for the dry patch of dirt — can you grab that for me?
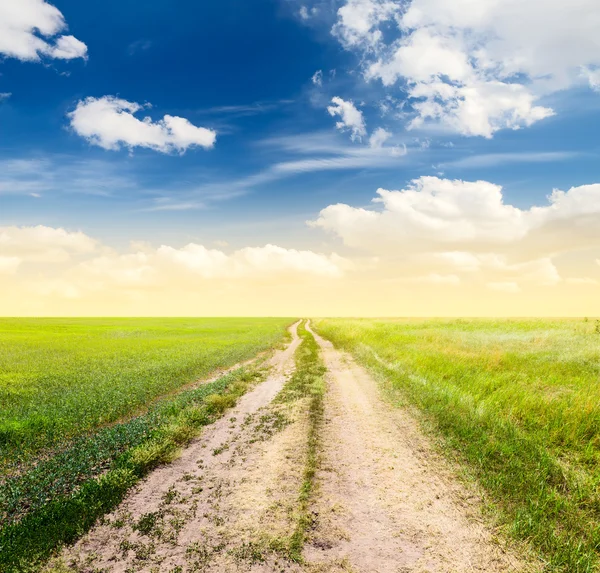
[304,322,540,573]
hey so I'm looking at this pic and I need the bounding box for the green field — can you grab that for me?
[314,318,600,572]
[0,318,291,570]
[0,317,290,468]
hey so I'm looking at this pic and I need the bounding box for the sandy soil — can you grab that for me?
[51,320,539,573]
[304,322,538,573]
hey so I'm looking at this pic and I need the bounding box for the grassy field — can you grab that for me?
[0,317,291,468]
[0,318,291,570]
[314,318,600,573]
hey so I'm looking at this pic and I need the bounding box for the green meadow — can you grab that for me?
[314,318,600,572]
[0,317,290,467]
[0,317,291,570]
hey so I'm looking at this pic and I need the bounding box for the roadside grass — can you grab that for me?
[274,321,326,562]
[0,317,291,470]
[0,365,267,572]
[314,318,600,573]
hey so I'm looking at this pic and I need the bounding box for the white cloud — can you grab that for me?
[0,225,97,263]
[68,96,217,153]
[369,127,392,148]
[48,34,87,60]
[332,0,600,136]
[0,93,11,102]
[432,253,560,286]
[311,176,600,254]
[311,176,529,248]
[487,281,520,293]
[309,176,600,288]
[0,226,353,304]
[327,97,367,141]
[158,243,349,278]
[583,68,600,92]
[312,69,323,86]
[298,5,319,20]
[0,0,87,61]
[333,0,397,49]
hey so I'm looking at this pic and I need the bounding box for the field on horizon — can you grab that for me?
[315,317,600,571]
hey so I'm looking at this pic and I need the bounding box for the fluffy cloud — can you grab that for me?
[157,243,348,278]
[0,225,97,263]
[0,0,87,61]
[368,127,392,148]
[68,97,217,153]
[0,227,352,303]
[332,0,600,136]
[311,176,600,254]
[310,176,600,289]
[327,97,367,141]
[332,0,397,49]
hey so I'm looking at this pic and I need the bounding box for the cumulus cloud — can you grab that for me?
[311,176,600,254]
[332,0,397,49]
[0,0,87,61]
[327,97,367,141]
[0,226,352,304]
[309,176,600,290]
[68,96,217,153]
[0,225,97,263]
[158,243,349,278]
[332,0,600,136]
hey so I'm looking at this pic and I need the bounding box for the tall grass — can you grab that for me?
[314,318,600,572]
[0,317,291,469]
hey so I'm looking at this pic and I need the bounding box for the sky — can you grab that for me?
[1,0,600,316]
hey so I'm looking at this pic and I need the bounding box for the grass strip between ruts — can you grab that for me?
[274,321,326,563]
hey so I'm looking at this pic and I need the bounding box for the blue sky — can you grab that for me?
[1,0,600,315]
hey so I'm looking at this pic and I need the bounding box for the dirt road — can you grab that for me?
[51,321,537,573]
